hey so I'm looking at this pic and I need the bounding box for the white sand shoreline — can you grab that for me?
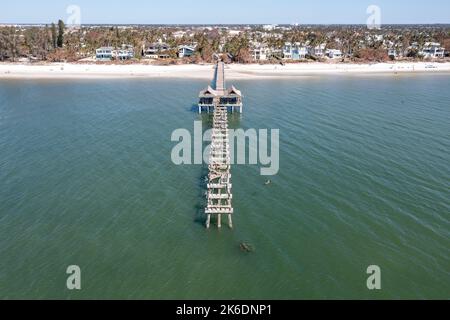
[1,62,450,80]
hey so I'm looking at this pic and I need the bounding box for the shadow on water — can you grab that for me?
[194,164,209,227]
[193,110,212,227]
[190,103,199,113]
[190,103,198,114]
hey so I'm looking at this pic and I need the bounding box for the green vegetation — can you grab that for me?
[57,20,65,48]
[0,23,449,63]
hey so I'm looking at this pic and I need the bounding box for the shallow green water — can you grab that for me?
[0,75,449,299]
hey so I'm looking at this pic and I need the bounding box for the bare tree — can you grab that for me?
[3,27,21,62]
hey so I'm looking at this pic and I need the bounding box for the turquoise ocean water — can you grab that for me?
[0,74,449,299]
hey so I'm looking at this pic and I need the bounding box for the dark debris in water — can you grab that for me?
[240,242,255,253]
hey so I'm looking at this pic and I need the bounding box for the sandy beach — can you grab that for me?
[0,61,450,79]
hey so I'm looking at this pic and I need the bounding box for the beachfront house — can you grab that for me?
[113,44,134,60]
[250,42,272,61]
[251,46,269,61]
[419,42,445,58]
[308,44,326,57]
[144,41,171,59]
[178,45,197,58]
[283,42,307,60]
[326,49,343,59]
[96,47,113,61]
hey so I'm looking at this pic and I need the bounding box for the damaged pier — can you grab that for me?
[199,62,243,228]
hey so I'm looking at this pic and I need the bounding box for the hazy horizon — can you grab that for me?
[1,23,450,27]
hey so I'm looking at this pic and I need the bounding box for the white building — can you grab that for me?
[96,45,134,61]
[173,31,187,39]
[252,45,270,61]
[96,47,113,61]
[283,42,307,60]
[144,41,171,59]
[178,45,197,58]
[420,42,445,58]
[308,44,326,57]
[263,24,278,31]
[113,44,134,60]
[326,49,343,59]
[250,41,277,61]
[228,30,242,36]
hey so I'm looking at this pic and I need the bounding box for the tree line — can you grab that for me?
[0,24,449,63]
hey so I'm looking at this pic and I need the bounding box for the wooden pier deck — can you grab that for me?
[215,61,226,94]
[200,61,242,229]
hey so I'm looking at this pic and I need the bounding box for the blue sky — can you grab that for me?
[1,0,449,24]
